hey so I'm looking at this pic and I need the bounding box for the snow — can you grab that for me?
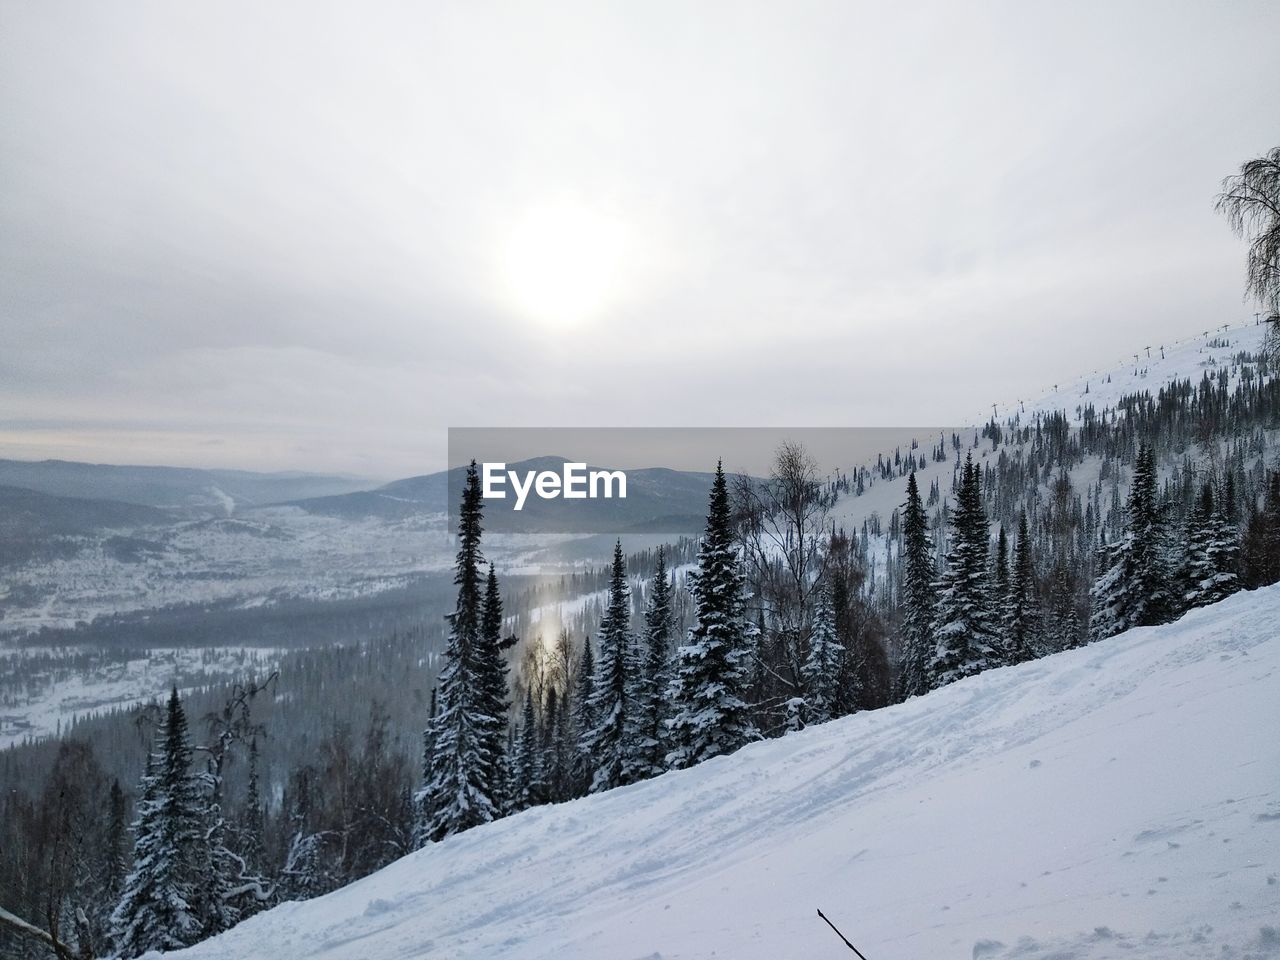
[0,646,280,748]
[158,585,1280,960]
[821,320,1274,570]
[988,320,1269,425]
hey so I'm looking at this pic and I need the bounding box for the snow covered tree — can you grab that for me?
[110,688,203,957]
[1180,480,1240,611]
[898,471,934,699]
[541,688,572,803]
[514,689,544,810]
[667,461,758,769]
[1241,470,1280,588]
[1005,510,1040,662]
[478,564,512,810]
[583,540,642,792]
[422,462,503,840]
[1090,444,1172,641]
[634,547,674,778]
[238,739,266,880]
[570,637,597,795]
[800,583,842,724]
[101,779,130,912]
[279,766,326,901]
[930,455,1001,688]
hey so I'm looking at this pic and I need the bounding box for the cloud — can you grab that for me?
[1,0,1276,476]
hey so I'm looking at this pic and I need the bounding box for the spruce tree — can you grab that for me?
[570,637,597,795]
[478,564,512,810]
[514,688,543,810]
[898,471,934,699]
[101,779,129,912]
[239,739,266,881]
[583,540,641,791]
[422,461,502,840]
[541,688,570,803]
[1005,510,1039,662]
[667,461,758,768]
[635,547,674,778]
[929,455,1001,688]
[800,583,842,724]
[279,767,325,901]
[1242,471,1280,587]
[1180,481,1241,610]
[1090,444,1171,641]
[110,688,203,957]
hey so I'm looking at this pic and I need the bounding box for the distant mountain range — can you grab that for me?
[0,458,373,514]
[282,457,718,533]
[0,455,719,574]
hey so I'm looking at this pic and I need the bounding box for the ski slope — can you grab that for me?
[161,586,1280,960]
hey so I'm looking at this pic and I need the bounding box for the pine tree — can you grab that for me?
[583,540,641,792]
[412,687,438,849]
[667,462,758,769]
[898,471,934,699]
[239,738,266,881]
[800,583,842,724]
[514,688,543,810]
[635,547,674,778]
[1090,444,1171,641]
[110,688,203,957]
[1180,481,1241,610]
[1005,511,1040,662]
[101,779,129,911]
[930,455,1001,688]
[478,564,512,811]
[422,462,502,841]
[1242,470,1280,587]
[541,688,570,803]
[279,766,325,901]
[570,637,597,795]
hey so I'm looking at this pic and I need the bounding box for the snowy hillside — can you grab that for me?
[823,319,1275,576]
[161,586,1280,960]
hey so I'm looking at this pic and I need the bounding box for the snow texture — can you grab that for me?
[155,584,1280,960]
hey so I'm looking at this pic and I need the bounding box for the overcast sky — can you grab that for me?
[2,1,1276,479]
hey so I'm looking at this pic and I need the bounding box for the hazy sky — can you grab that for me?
[2,1,1276,479]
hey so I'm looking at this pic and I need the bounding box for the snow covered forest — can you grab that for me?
[1,321,1278,958]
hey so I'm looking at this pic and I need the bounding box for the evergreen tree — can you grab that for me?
[583,541,641,792]
[1005,511,1040,662]
[1242,470,1280,587]
[898,471,934,699]
[635,547,674,778]
[1090,444,1171,641]
[930,455,1001,688]
[101,779,129,911]
[110,688,203,957]
[667,462,758,768]
[513,688,543,810]
[412,688,438,849]
[570,637,597,795]
[478,564,512,810]
[239,739,266,880]
[279,766,325,901]
[800,583,842,724]
[422,462,502,840]
[1180,481,1241,610]
[541,688,571,803]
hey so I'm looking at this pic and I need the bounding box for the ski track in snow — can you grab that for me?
[159,586,1280,960]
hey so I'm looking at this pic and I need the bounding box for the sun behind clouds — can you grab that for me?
[497,198,631,331]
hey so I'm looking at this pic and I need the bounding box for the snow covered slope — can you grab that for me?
[164,586,1280,960]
